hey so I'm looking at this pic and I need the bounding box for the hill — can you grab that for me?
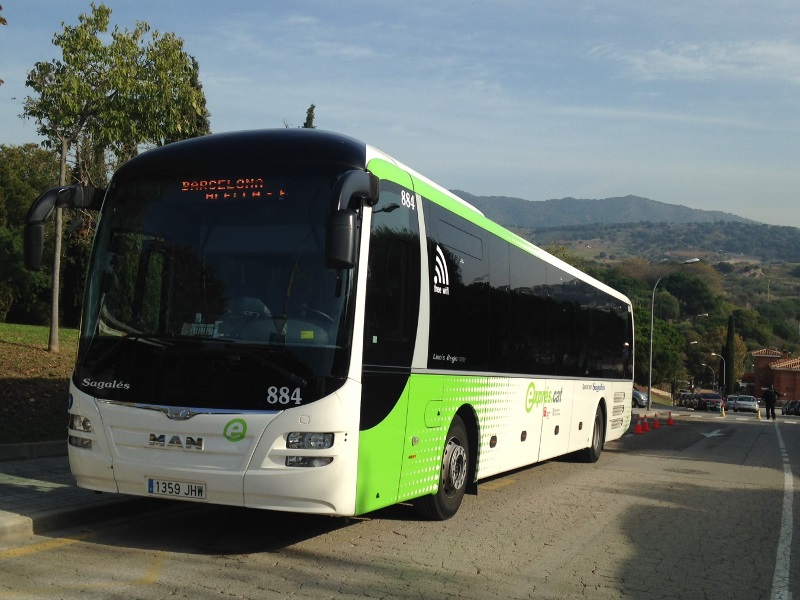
[452,192,800,263]
[454,192,755,229]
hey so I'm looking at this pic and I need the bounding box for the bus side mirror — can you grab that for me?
[23,185,104,271]
[332,170,379,211]
[325,209,358,269]
[325,169,378,269]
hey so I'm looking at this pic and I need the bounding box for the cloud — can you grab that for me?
[592,40,800,84]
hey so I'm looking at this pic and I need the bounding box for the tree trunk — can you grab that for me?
[48,138,69,353]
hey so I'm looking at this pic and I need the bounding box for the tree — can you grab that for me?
[22,2,209,351]
[654,289,680,321]
[302,104,316,129]
[0,4,5,86]
[543,244,588,272]
[732,308,772,347]
[0,144,59,322]
[634,305,684,390]
[661,270,718,317]
[724,314,736,396]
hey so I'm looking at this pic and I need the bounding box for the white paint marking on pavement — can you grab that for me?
[771,423,794,600]
[702,429,725,438]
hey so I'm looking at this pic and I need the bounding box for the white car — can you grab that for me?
[632,389,647,408]
[733,395,759,413]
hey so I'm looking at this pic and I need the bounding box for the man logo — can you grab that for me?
[148,434,204,450]
[433,245,450,295]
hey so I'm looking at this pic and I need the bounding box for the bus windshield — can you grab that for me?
[76,165,356,410]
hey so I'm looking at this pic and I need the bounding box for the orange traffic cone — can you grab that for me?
[642,415,650,432]
[666,412,675,426]
[652,414,660,429]
[634,417,643,434]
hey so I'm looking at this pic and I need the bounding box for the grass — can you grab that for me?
[0,323,79,444]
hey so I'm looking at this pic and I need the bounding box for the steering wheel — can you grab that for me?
[287,307,334,324]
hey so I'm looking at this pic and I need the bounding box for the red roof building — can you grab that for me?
[748,348,798,401]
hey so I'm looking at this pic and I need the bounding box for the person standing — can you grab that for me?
[762,384,780,420]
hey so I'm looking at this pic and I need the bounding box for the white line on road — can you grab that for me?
[772,423,794,600]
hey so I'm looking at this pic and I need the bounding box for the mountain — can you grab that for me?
[449,191,800,263]
[451,192,755,229]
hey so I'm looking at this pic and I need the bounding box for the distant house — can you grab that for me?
[746,348,799,401]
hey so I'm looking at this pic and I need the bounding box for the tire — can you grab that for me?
[577,404,605,463]
[413,416,469,520]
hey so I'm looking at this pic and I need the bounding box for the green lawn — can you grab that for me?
[0,323,79,444]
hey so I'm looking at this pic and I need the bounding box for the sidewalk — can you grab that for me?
[0,443,144,545]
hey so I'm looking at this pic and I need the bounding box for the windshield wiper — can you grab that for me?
[222,343,307,388]
[89,333,173,372]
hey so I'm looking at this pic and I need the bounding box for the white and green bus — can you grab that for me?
[24,130,634,520]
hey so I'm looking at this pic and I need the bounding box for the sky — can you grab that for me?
[2,1,799,227]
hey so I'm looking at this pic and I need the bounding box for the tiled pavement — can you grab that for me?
[0,443,143,544]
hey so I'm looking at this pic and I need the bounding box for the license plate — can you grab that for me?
[147,478,206,500]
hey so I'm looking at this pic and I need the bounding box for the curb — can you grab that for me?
[0,510,34,544]
[0,495,173,545]
[0,440,66,462]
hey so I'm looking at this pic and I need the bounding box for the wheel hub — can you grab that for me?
[442,439,467,493]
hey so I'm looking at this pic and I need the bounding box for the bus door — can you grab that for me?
[537,380,575,461]
[356,170,421,514]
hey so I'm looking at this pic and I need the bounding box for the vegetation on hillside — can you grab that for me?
[543,244,799,396]
[529,221,800,263]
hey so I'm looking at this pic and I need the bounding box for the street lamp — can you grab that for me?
[701,362,715,390]
[711,352,726,395]
[648,258,700,410]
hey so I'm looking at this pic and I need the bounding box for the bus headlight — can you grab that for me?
[285,432,334,467]
[285,456,334,468]
[286,432,334,449]
[69,414,94,449]
[69,414,93,432]
[69,435,92,449]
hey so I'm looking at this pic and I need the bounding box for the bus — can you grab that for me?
[24,129,634,520]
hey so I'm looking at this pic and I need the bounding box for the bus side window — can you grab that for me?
[426,204,490,371]
[363,181,420,369]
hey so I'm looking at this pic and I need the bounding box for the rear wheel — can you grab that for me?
[413,416,469,520]
[577,404,605,463]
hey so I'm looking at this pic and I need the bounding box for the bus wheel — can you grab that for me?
[413,415,469,520]
[577,404,605,463]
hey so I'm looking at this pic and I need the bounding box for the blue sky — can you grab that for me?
[2,1,799,227]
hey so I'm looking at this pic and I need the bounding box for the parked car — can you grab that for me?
[632,389,647,408]
[677,392,693,408]
[782,400,799,415]
[725,395,738,411]
[733,395,759,413]
[696,392,723,411]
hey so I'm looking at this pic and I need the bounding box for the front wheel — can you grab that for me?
[413,416,470,520]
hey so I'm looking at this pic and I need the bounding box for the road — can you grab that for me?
[1,410,797,600]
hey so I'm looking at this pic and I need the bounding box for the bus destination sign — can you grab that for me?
[181,178,287,201]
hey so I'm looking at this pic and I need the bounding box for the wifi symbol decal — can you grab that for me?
[433,245,450,295]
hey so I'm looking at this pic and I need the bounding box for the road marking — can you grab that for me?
[0,531,165,596]
[481,478,516,491]
[0,532,91,559]
[702,429,725,437]
[771,423,794,600]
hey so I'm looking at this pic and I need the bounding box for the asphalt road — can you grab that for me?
[1,411,796,600]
